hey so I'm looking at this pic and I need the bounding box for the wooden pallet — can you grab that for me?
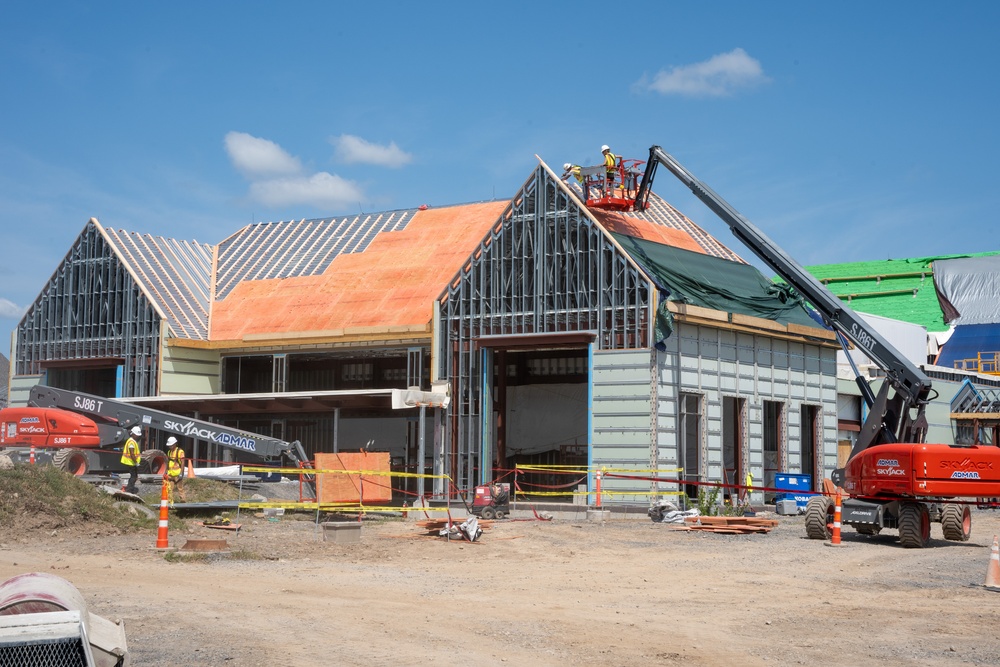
[683,515,779,534]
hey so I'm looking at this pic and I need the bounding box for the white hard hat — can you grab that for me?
[166,436,178,447]
[563,163,572,171]
[130,426,142,436]
[601,145,610,152]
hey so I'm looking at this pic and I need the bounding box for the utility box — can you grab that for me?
[775,499,800,515]
[321,522,362,544]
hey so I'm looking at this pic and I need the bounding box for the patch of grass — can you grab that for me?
[0,463,149,531]
[162,548,264,563]
[138,477,247,506]
[696,485,721,516]
[163,551,210,563]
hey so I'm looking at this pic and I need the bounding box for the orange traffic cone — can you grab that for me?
[155,478,170,550]
[985,535,1000,591]
[186,459,195,479]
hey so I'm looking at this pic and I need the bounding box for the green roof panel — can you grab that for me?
[799,252,1000,333]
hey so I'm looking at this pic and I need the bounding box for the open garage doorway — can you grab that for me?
[478,339,591,499]
[43,360,120,397]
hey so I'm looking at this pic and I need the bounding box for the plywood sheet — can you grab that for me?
[315,452,392,504]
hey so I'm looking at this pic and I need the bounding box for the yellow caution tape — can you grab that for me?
[240,466,449,479]
[514,490,683,498]
[237,500,456,513]
[514,465,682,474]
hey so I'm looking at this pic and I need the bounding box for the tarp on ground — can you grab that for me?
[933,255,1000,325]
[610,233,819,348]
[934,323,1000,369]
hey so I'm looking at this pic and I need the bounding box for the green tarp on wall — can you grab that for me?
[610,233,819,347]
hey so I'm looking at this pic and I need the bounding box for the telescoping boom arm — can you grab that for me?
[29,386,311,467]
[634,146,932,452]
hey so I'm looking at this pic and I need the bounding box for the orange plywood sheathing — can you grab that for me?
[315,452,393,504]
[590,209,707,254]
[211,201,509,341]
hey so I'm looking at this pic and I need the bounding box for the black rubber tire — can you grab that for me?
[941,504,972,542]
[855,524,882,536]
[494,508,507,520]
[804,495,832,540]
[52,448,90,476]
[898,502,931,548]
[479,506,496,520]
[141,449,167,475]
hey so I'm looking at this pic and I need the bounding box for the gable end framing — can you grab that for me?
[437,164,656,489]
[15,221,163,397]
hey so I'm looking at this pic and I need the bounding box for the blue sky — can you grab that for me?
[3,2,999,349]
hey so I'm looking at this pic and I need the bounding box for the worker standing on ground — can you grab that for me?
[120,426,142,494]
[601,145,618,195]
[165,436,187,504]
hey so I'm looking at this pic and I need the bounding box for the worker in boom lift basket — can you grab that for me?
[601,145,618,195]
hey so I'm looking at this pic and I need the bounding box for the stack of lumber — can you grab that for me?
[683,515,779,534]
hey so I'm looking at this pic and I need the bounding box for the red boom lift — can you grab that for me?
[589,145,1000,547]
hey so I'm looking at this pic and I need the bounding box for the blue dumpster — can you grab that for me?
[774,473,812,508]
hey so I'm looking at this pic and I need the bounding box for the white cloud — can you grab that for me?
[224,132,367,209]
[332,134,412,168]
[0,298,25,319]
[638,48,769,98]
[249,172,364,208]
[225,131,303,178]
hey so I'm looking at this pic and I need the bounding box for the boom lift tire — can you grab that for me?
[141,449,167,475]
[940,503,972,542]
[52,448,89,476]
[898,502,931,548]
[804,495,832,540]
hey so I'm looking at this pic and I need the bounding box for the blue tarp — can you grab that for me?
[934,323,1000,368]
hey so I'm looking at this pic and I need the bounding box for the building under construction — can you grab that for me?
[8,155,840,504]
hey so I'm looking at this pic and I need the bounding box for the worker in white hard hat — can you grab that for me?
[165,436,187,504]
[560,162,583,184]
[601,145,618,194]
[119,426,143,494]
[560,161,586,199]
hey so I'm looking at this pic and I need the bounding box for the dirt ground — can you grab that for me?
[3,503,1000,667]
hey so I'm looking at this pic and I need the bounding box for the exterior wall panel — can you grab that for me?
[160,345,221,395]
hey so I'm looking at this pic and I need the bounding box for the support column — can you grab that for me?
[417,404,426,504]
